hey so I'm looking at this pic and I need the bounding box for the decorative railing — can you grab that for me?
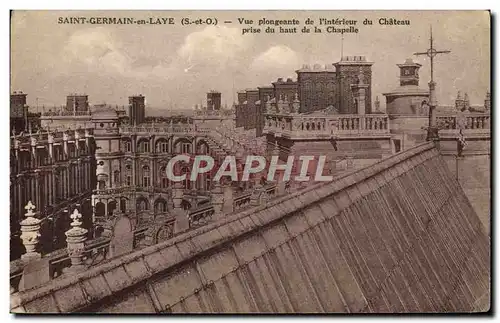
[93,187,130,196]
[119,125,195,134]
[233,191,252,211]
[263,113,390,138]
[265,183,277,197]
[188,205,215,228]
[41,110,92,117]
[94,186,216,197]
[436,113,490,130]
[10,223,156,293]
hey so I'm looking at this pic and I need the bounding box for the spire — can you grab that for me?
[464,92,470,110]
[485,91,491,110]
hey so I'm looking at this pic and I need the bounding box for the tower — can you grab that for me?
[128,95,146,126]
[207,91,221,111]
[10,91,28,133]
[296,64,336,113]
[397,58,422,86]
[66,94,89,113]
[455,91,465,111]
[382,59,429,115]
[463,92,470,111]
[350,67,369,115]
[334,56,374,114]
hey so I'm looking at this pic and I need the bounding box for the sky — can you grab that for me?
[10,10,490,112]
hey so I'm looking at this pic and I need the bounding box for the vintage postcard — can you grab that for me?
[9,10,491,314]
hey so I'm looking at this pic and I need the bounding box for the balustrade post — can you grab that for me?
[222,182,234,214]
[64,208,88,273]
[172,182,189,234]
[250,182,266,207]
[211,181,224,220]
[20,201,42,261]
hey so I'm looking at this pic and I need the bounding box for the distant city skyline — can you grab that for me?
[11,11,490,111]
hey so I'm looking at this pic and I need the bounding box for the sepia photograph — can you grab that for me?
[8,9,491,314]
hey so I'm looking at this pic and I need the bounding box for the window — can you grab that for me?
[139,140,150,153]
[394,139,402,153]
[142,165,150,187]
[126,175,131,186]
[182,166,191,189]
[160,166,169,188]
[137,199,149,211]
[78,142,86,155]
[181,143,191,154]
[198,143,207,154]
[124,141,132,152]
[157,141,168,153]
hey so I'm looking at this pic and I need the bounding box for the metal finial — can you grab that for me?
[24,201,36,216]
[70,208,83,227]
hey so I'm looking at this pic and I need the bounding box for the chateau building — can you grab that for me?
[235,56,374,135]
[10,127,97,260]
[9,95,222,261]
[91,105,214,235]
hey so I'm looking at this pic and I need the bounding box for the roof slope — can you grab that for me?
[11,142,490,313]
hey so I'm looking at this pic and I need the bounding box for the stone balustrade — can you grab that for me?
[119,125,199,135]
[436,113,490,130]
[41,110,92,117]
[10,201,157,293]
[233,192,252,211]
[263,113,390,138]
[188,205,215,228]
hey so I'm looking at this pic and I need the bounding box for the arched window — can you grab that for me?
[124,140,132,152]
[155,199,167,213]
[157,140,168,153]
[181,142,192,154]
[142,165,150,187]
[137,198,149,211]
[139,139,150,153]
[160,166,169,188]
[182,166,191,189]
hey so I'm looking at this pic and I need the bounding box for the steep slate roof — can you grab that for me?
[11,142,490,313]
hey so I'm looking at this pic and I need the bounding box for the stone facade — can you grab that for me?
[235,56,374,135]
[296,64,336,113]
[10,127,96,260]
